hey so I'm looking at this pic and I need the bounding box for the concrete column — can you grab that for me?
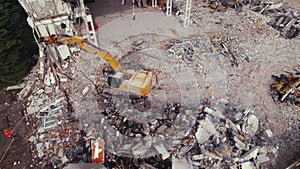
[166,0,172,16]
[152,0,157,7]
[184,0,192,27]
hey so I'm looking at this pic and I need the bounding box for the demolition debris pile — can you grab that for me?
[176,0,299,39]
[200,0,243,13]
[189,107,276,168]
[17,44,278,168]
[250,1,300,39]
[165,35,249,69]
[166,38,212,62]
[16,44,93,168]
[97,91,182,138]
[14,29,282,168]
[88,105,278,168]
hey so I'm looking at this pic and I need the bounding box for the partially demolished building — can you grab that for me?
[19,0,97,42]
[18,0,98,86]
[15,0,103,168]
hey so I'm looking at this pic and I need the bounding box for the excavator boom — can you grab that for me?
[77,43,122,72]
[53,36,122,72]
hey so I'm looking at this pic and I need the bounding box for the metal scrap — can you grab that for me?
[270,67,300,105]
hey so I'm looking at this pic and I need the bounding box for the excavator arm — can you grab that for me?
[77,43,122,72]
[48,35,122,72]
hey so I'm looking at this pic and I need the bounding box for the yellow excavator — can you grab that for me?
[44,35,152,97]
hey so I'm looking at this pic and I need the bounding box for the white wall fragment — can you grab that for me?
[256,154,269,164]
[172,156,194,169]
[57,45,71,60]
[240,161,256,169]
[203,107,225,119]
[242,114,259,135]
[195,117,219,144]
[82,86,91,97]
[48,24,56,35]
[153,143,170,160]
[37,25,49,37]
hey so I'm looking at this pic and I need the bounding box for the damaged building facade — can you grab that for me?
[15,0,103,168]
[19,0,97,43]
[18,0,98,86]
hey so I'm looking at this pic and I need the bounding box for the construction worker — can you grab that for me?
[158,0,165,8]
[4,129,12,137]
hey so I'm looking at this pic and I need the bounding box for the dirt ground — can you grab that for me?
[0,89,33,169]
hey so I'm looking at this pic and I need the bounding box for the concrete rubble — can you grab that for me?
[175,0,299,39]
[200,0,243,13]
[186,106,277,168]
[249,1,300,39]
[19,63,278,168]
[17,49,110,168]
[15,1,99,167]
[19,51,278,168]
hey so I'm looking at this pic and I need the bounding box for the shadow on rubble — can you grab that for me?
[274,130,300,168]
[104,151,172,169]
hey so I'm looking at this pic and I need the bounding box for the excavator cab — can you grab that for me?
[107,70,152,97]
[107,72,125,88]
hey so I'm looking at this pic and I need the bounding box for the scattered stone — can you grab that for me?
[265,129,273,138]
[239,161,256,169]
[242,114,259,135]
[256,153,270,164]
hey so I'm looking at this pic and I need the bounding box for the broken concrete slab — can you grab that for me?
[176,145,194,158]
[242,114,259,135]
[195,117,219,144]
[256,153,270,164]
[192,154,205,161]
[172,155,194,169]
[203,107,225,119]
[57,45,71,60]
[28,135,37,143]
[239,146,260,162]
[234,136,246,149]
[153,142,170,160]
[132,142,150,157]
[82,86,91,97]
[156,124,168,134]
[239,161,256,169]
